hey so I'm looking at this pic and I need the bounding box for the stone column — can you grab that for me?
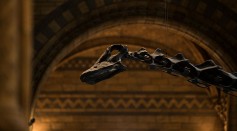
[0,0,32,130]
[228,97,237,131]
[18,0,32,121]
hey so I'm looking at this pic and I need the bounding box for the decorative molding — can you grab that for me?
[36,92,215,115]
[212,94,229,131]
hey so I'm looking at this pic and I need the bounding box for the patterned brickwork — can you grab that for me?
[34,0,237,50]
[34,0,68,23]
[36,91,214,115]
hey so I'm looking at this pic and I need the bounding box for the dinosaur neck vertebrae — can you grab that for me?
[80,44,237,95]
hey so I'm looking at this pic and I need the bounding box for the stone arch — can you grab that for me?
[33,0,237,129]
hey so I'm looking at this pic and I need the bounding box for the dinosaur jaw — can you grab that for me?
[80,62,126,85]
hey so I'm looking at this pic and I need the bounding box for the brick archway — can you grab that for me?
[33,0,237,130]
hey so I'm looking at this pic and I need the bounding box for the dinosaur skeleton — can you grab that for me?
[80,44,237,96]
